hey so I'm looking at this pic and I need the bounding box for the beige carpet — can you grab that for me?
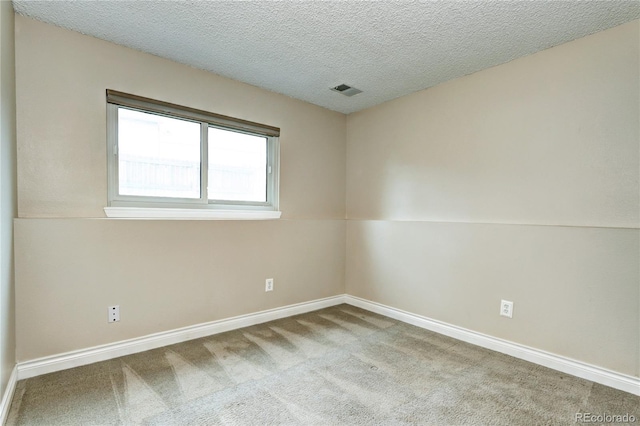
[7,305,639,425]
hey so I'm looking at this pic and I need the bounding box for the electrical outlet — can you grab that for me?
[265,278,274,292]
[108,305,120,323]
[500,300,513,318]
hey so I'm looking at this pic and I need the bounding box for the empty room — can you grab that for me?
[0,0,638,424]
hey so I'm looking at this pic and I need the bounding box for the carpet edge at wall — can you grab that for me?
[0,366,17,425]
[12,294,639,397]
[346,295,640,396]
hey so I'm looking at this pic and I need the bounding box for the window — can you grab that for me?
[105,90,280,219]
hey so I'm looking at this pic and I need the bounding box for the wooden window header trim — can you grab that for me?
[106,90,280,137]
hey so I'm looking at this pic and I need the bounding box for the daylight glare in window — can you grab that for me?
[118,108,201,199]
[208,127,267,203]
[107,90,280,215]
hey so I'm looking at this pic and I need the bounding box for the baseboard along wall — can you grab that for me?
[345,296,639,396]
[16,295,347,380]
[0,366,17,425]
[6,293,638,412]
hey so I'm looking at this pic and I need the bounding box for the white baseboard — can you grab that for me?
[0,366,17,425]
[14,294,640,397]
[17,295,347,380]
[345,295,640,396]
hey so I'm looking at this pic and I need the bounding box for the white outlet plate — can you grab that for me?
[265,278,274,292]
[500,300,513,318]
[108,305,120,323]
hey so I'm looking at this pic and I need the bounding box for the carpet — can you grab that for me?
[6,304,639,425]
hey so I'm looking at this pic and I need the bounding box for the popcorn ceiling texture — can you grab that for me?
[11,1,640,114]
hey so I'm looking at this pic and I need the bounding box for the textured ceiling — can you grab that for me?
[12,1,640,114]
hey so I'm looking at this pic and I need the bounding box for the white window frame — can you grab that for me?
[104,90,280,220]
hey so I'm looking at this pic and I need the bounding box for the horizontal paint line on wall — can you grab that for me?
[14,217,345,222]
[345,218,639,230]
[13,294,638,396]
[12,216,638,229]
[345,295,640,396]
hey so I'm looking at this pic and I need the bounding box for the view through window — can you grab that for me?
[106,90,280,213]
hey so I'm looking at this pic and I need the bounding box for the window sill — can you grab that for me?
[104,207,282,220]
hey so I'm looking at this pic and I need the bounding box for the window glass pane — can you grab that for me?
[208,127,267,202]
[118,108,201,198]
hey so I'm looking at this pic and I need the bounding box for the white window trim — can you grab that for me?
[104,207,281,220]
[105,90,281,220]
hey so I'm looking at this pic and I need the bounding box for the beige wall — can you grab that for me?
[15,219,345,360]
[347,222,639,375]
[13,12,640,381]
[15,16,346,220]
[14,16,346,361]
[0,0,17,399]
[346,21,640,376]
[347,21,638,227]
